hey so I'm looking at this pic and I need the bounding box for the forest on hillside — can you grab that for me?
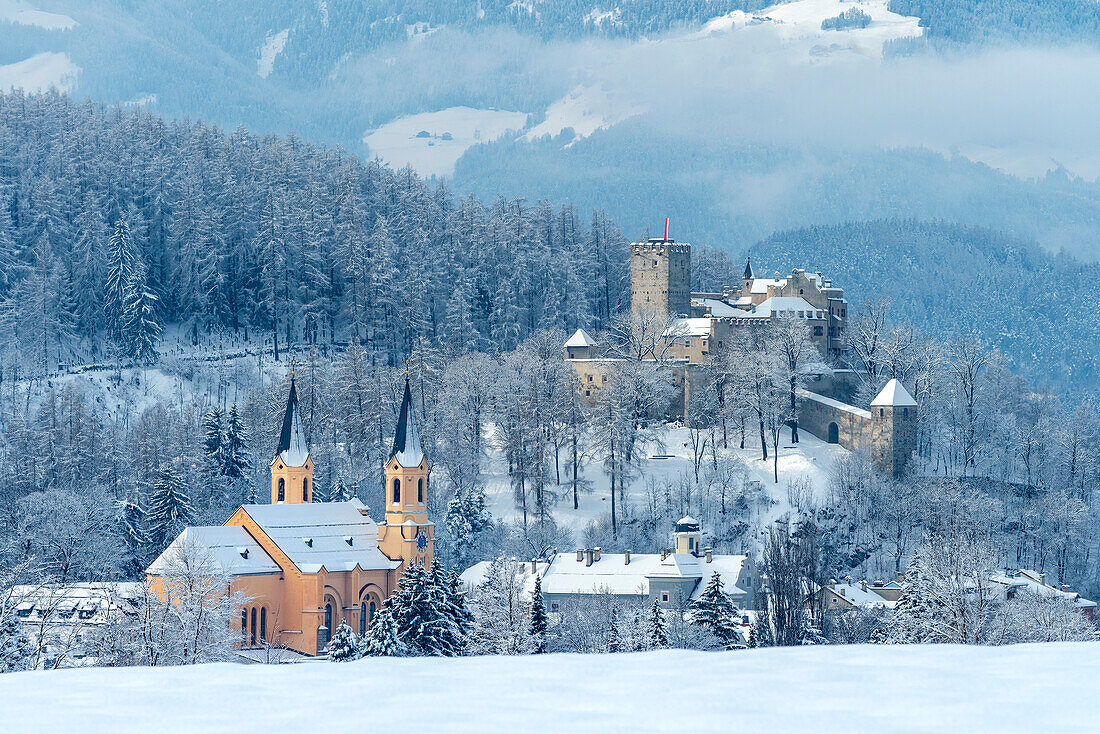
[0,91,628,379]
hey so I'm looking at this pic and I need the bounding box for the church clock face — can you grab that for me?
[416,528,429,551]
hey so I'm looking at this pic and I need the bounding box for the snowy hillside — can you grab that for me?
[5,643,1100,732]
[0,51,78,93]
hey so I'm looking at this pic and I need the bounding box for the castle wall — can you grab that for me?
[798,390,873,453]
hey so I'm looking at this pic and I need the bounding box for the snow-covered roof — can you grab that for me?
[565,328,596,348]
[146,526,282,577]
[693,298,742,318]
[828,583,897,610]
[991,571,1097,609]
[274,378,310,468]
[8,582,145,625]
[536,552,749,599]
[870,379,918,408]
[666,317,715,337]
[750,277,783,295]
[743,296,825,319]
[800,389,873,419]
[240,499,400,574]
[391,378,425,468]
[459,560,549,597]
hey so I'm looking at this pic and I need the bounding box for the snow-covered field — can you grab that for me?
[4,644,1099,733]
[0,51,79,93]
[483,424,844,529]
[0,0,76,30]
[523,85,643,147]
[363,107,529,178]
[257,29,290,78]
[693,0,922,60]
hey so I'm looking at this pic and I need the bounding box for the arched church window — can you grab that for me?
[250,608,257,647]
[324,603,332,632]
[260,608,267,644]
[417,478,423,503]
[359,603,367,635]
[369,601,376,622]
[277,478,285,502]
[241,610,247,645]
[393,478,401,503]
[303,477,309,502]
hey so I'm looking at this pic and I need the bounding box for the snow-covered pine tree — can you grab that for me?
[443,484,492,571]
[202,407,224,473]
[647,598,669,650]
[443,568,473,654]
[389,563,458,656]
[117,491,149,573]
[122,270,160,364]
[607,607,623,653]
[528,575,549,653]
[104,212,140,344]
[361,606,407,657]
[326,622,360,662]
[222,406,252,479]
[0,603,33,673]
[146,464,196,551]
[689,572,742,649]
[886,545,941,644]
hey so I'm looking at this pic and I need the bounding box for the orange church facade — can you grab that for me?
[147,376,434,657]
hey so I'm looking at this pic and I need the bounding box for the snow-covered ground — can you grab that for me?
[5,643,1100,733]
[0,0,76,30]
[692,0,922,60]
[0,51,79,93]
[523,85,643,147]
[364,107,529,177]
[483,423,844,530]
[257,29,290,78]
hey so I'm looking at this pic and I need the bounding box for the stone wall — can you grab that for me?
[798,390,873,452]
[630,241,690,317]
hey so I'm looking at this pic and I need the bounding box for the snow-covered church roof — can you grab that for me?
[391,377,424,468]
[273,377,310,467]
[146,526,282,577]
[870,378,918,408]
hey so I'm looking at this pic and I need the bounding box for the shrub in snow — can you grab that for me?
[821,8,871,31]
[361,607,407,657]
[326,623,359,662]
[0,604,33,673]
[647,599,669,650]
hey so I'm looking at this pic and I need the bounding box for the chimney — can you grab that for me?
[1039,573,1046,587]
[594,547,601,562]
[1062,585,1071,593]
[530,559,537,574]
[898,572,904,583]
[839,587,846,597]
[577,549,584,562]
[844,575,852,586]
[661,549,668,561]
[705,548,713,563]
[586,550,593,567]
[860,580,867,592]
[624,550,631,565]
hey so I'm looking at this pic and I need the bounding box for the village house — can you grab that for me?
[146,374,435,657]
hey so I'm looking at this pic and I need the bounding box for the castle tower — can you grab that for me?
[870,379,918,477]
[378,377,434,571]
[673,515,701,556]
[630,221,690,317]
[269,376,314,504]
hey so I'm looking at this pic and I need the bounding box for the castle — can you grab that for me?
[147,375,434,657]
[567,226,917,476]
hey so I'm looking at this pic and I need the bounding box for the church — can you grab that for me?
[146,375,434,657]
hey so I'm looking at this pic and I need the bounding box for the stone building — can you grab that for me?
[630,235,691,317]
[147,375,434,657]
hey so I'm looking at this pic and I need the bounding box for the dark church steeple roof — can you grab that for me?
[743,256,754,280]
[390,377,424,468]
[275,376,310,467]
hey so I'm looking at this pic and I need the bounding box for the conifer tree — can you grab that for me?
[607,606,623,653]
[104,212,140,343]
[117,491,149,573]
[146,464,196,550]
[388,563,459,656]
[443,568,473,654]
[361,606,407,657]
[202,407,224,471]
[528,575,549,653]
[0,604,33,673]
[326,622,360,662]
[222,406,251,478]
[647,598,669,650]
[689,573,742,649]
[122,270,160,364]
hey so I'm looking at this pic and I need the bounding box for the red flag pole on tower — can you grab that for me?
[664,217,670,241]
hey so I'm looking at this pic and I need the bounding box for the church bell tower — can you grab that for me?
[378,376,434,571]
[269,375,314,504]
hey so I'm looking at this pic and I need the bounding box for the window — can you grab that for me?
[417,478,424,503]
[393,478,401,503]
[277,478,285,503]
[688,537,695,550]
[814,326,823,336]
[660,592,669,603]
[324,604,333,632]
[359,603,367,635]
[551,603,560,613]
[369,601,376,622]
[250,608,257,646]
[904,408,909,417]
[260,608,267,643]
[303,477,309,502]
[241,610,247,645]
[587,374,593,382]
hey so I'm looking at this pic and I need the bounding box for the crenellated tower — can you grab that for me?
[630,220,691,317]
[378,377,434,571]
[270,376,314,504]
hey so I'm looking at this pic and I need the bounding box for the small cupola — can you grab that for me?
[674,515,702,556]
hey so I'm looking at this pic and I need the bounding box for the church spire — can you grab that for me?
[743,256,754,280]
[390,377,424,469]
[276,376,309,467]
